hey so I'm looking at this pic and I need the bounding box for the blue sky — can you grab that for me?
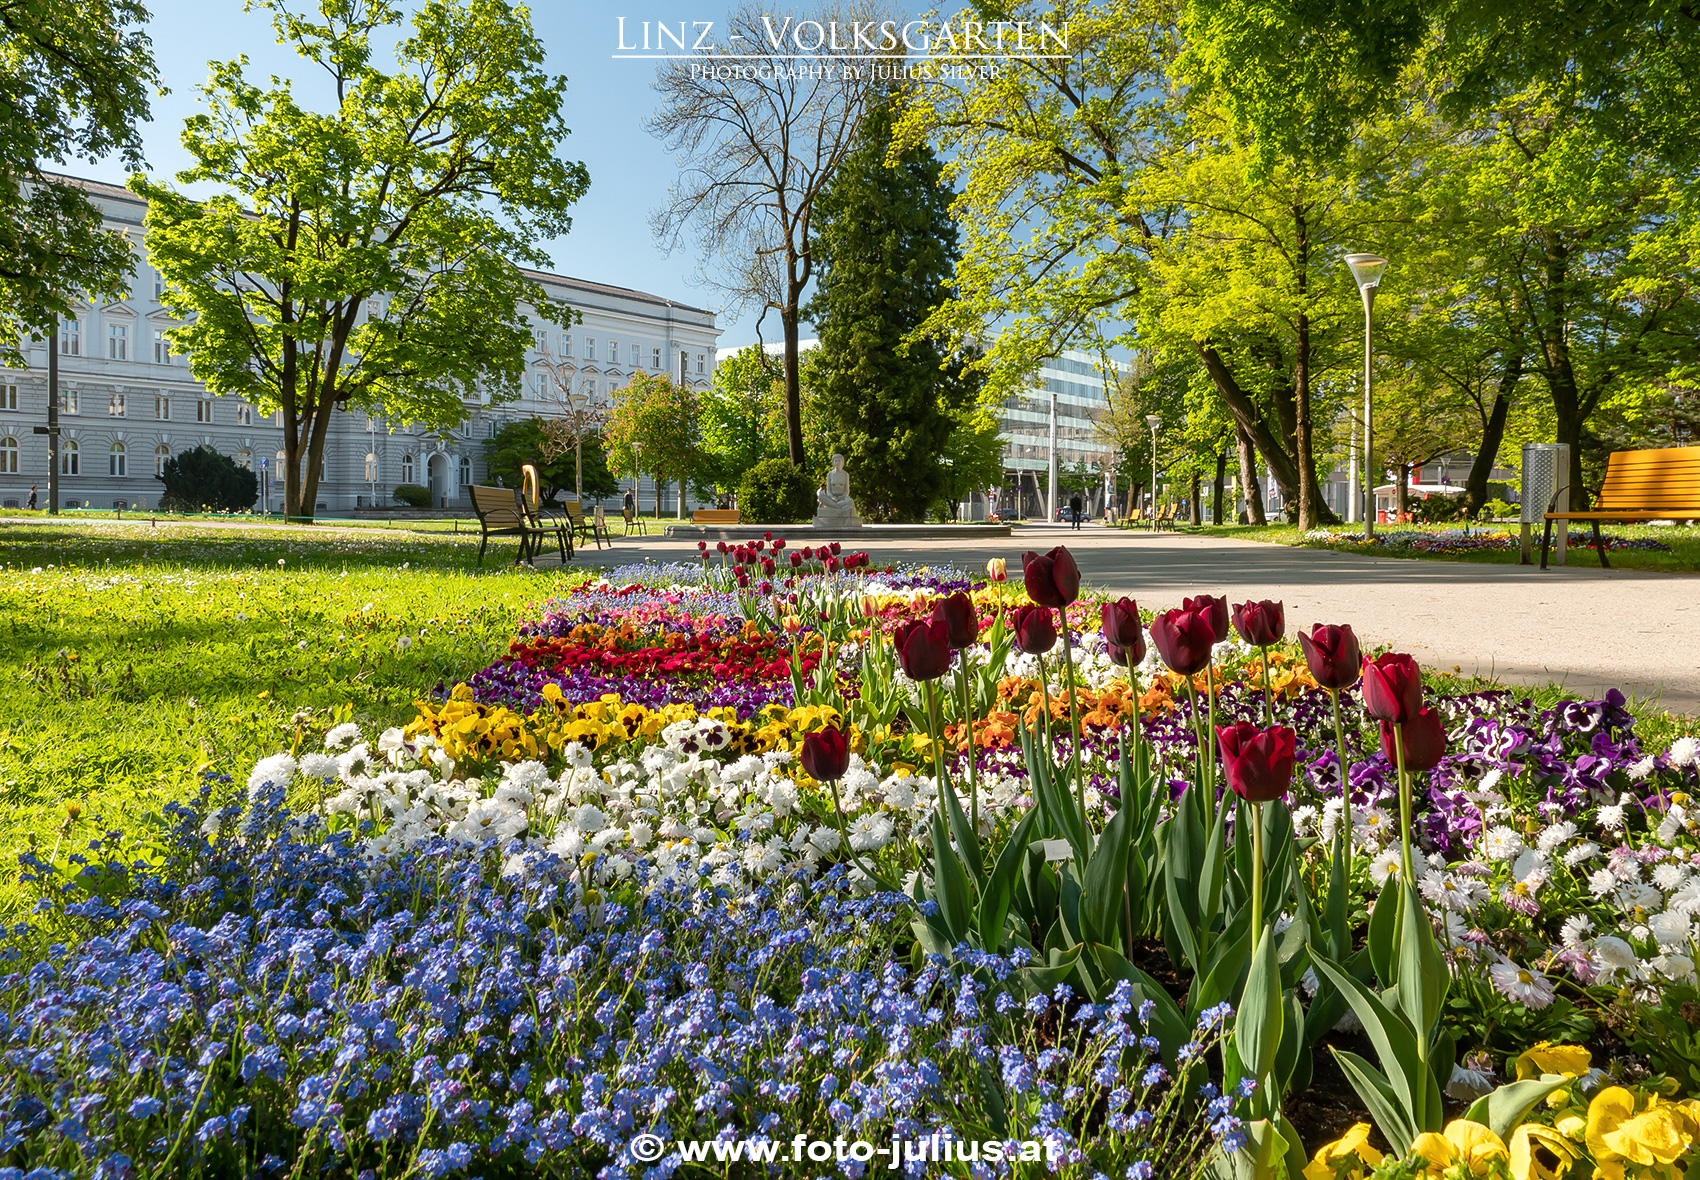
[74,0,935,350]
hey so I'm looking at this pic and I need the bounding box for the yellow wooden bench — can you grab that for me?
[1542,445,1700,568]
[558,500,608,549]
[470,485,550,566]
[692,509,741,525]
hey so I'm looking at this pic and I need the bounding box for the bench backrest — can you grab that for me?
[470,485,525,528]
[693,509,740,524]
[1597,446,1700,514]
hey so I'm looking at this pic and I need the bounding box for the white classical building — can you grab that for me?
[0,173,720,513]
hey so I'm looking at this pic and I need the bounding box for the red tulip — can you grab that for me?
[800,725,850,782]
[789,551,802,569]
[1150,607,1215,676]
[1217,723,1296,803]
[830,541,842,555]
[931,592,979,649]
[697,540,707,552]
[1022,546,1081,608]
[761,558,776,576]
[759,580,771,594]
[1011,604,1057,655]
[1232,599,1284,647]
[1101,597,1145,667]
[893,618,953,680]
[1381,707,1447,773]
[773,538,785,551]
[1182,594,1230,644]
[716,540,728,553]
[763,531,773,541]
[1297,625,1361,691]
[1361,653,1423,724]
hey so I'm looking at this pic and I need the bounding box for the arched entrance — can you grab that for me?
[428,452,451,507]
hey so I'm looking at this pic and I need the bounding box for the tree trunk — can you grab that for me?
[782,265,806,466]
[1536,233,1592,509]
[1462,350,1521,518]
[1189,471,1201,524]
[1395,464,1410,520]
[1291,225,1326,530]
[1197,343,1300,510]
[1212,450,1227,524]
[1235,420,1266,525]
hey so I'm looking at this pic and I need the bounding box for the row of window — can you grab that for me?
[4,387,250,424]
[0,436,477,488]
[537,331,707,376]
[57,321,181,364]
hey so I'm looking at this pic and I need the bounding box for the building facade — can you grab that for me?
[0,174,720,513]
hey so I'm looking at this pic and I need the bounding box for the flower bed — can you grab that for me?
[7,541,1700,1177]
[1300,527,1673,555]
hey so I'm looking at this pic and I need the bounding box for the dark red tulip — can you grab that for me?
[1022,546,1081,608]
[1232,599,1284,647]
[789,552,802,569]
[1381,707,1447,773]
[800,725,850,782]
[1150,607,1216,676]
[1297,625,1361,691]
[759,580,771,594]
[894,618,952,680]
[697,540,707,552]
[1011,604,1057,655]
[1101,598,1146,667]
[830,541,842,555]
[716,540,728,553]
[1361,653,1423,724]
[825,557,839,572]
[1217,723,1296,803]
[763,531,773,542]
[1182,594,1229,643]
[761,558,775,576]
[931,592,979,649]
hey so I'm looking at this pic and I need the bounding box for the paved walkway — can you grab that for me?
[578,523,1700,713]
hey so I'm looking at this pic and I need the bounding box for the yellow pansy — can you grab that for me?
[1409,1132,1454,1177]
[1514,1043,1592,1081]
[1509,1123,1579,1180]
[1556,1115,1586,1142]
[1301,1122,1383,1180]
[1601,1105,1695,1168]
[1446,1119,1510,1176]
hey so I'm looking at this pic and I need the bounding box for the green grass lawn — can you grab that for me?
[1172,520,1700,572]
[0,521,591,921]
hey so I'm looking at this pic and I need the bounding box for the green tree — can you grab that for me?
[482,417,616,506]
[135,0,589,523]
[806,99,980,523]
[0,0,159,362]
[933,405,1006,521]
[700,345,784,498]
[604,372,702,517]
[156,445,259,513]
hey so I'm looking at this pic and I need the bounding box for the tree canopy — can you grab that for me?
[136,0,589,522]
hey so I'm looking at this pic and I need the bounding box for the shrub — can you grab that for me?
[1482,497,1518,520]
[1411,494,1464,522]
[392,484,432,509]
[736,457,814,523]
[156,445,258,513]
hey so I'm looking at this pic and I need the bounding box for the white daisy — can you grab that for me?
[1653,863,1689,892]
[1536,822,1578,853]
[1368,848,1403,886]
[1488,959,1557,1009]
[324,722,361,751]
[1564,842,1602,868]
[1588,868,1618,897]
[1627,755,1657,781]
[1560,914,1594,945]
[1669,737,1700,768]
[1483,825,1524,862]
[1597,804,1627,832]
[1648,909,1693,947]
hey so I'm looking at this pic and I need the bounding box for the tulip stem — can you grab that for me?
[1330,688,1353,866]
[924,678,948,814]
[1036,653,1055,757]
[1250,799,1265,955]
[1059,615,1087,821]
[1258,644,1274,727]
[1393,722,1415,885]
[1205,663,1219,824]
[1124,652,1143,783]
[957,656,980,837]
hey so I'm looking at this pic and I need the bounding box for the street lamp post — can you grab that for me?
[1344,253,1389,539]
[565,390,587,505]
[1145,414,1161,523]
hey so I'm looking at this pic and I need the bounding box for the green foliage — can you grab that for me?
[391,484,432,509]
[156,445,258,513]
[604,372,703,502]
[699,346,785,495]
[134,0,589,521]
[1624,984,1700,1095]
[933,407,1007,521]
[736,458,814,524]
[0,0,158,363]
[807,100,982,523]
[480,417,616,505]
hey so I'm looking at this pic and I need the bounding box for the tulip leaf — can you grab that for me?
[1367,878,1399,987]
[1325,832,1351,961]
[1329,1048,1416,1158]
[1015,944,1079,996]
[1234,927,1283,1083]
[1164,863,1202,974]
[1430,1026,1457,1106]
[1275,990,1311,1097]
[1396,877,1446,1042]
[1199,792,1230,930]
[1311,953,1422,1121]
[939,768,986,890]
[979,805,1039,952]
[1081,796,1135,948]
[1462,1078,1572,1142]
[929,810,977,944]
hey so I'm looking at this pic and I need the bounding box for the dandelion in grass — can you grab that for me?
[1488,958,1556,1008]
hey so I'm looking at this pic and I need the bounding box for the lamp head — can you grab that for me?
[1145,414,1161,431]
[1343,252,1389,297]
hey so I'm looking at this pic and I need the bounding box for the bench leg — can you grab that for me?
[477,532,488,567]
[1592,519,1610,568]
[1540,519,1553,570]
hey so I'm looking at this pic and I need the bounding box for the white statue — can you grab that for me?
[813,453,863,527]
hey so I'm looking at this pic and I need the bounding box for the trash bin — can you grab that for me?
[1520,443,1571,564]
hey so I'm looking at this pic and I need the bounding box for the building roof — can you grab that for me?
[37,171,715,321]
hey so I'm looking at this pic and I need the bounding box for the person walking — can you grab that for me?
[26,485,37,511]
[1068,492,1082,530]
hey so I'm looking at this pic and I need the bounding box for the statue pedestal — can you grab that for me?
[812,508,863,529]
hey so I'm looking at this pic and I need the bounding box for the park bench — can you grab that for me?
[560,500,609,549]
[1541,445,1700,569]
[470,485,554,566]
[692,509,741,525]
[1152,503,1177,532]
[622,506,648,536]
[518,465,573,564]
